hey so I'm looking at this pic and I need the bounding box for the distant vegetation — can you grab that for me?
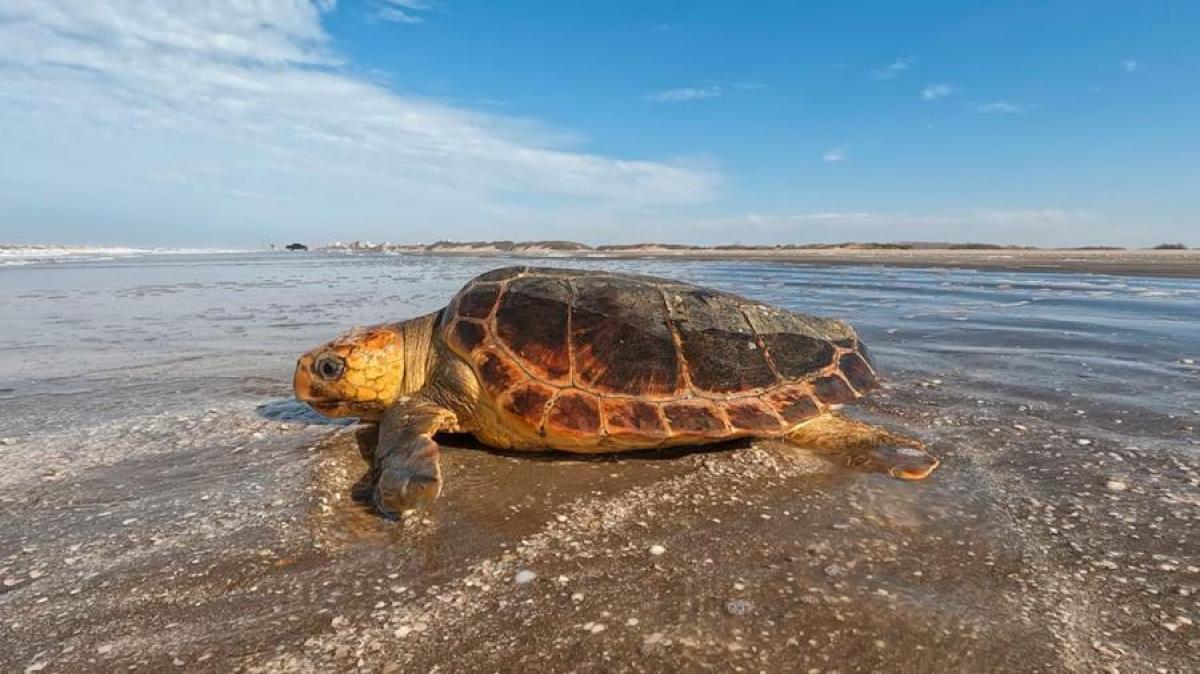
[1153,243,1187,250]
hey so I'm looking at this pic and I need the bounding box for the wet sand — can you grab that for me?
[2,253,1198,672]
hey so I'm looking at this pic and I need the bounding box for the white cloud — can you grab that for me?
[1121,59,1139,72]
[975,209,1091,224]
[870,58,913,80]
[779,212,871,221]
[970,101,1028,114]
[821,147,847,162]
[372,1,431,23]
[921,83,957,101]
[646,85,724,103]
[0,1,719,243]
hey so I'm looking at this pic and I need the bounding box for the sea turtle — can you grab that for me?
[294,266,938,515]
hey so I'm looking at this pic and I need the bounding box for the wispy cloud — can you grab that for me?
[1121,59,1139,72]
[822,147,847,162]
[970,101,1028,114]
[373,0,432,24]
[975,209,1092,224]
[870,58,913,80]
[921,83,957,101]
[0,0,718,242]
[645,85,724,103]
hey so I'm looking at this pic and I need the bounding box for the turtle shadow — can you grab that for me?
[255,398,354,426]
[429,430,752,463]
[344,421,753,466]
[342,428,756,518]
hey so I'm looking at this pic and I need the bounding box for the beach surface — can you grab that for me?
[1,252,1198,672]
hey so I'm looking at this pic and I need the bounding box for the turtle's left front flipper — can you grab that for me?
[372,400,458,515]
[785,414,939,480]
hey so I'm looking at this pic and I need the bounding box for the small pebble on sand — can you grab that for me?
[514,570,537,584]
[824,564,847,577]
[1106,480,1128,492]
[648,544,666,556]
[1076,439,1092,446]
[725,599,754,616]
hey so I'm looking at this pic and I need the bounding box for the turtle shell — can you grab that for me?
[441,266,879,448]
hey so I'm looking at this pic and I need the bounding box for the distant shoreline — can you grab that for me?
[321,241,1200,279]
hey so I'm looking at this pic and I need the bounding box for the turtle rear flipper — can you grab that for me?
[786,414,939,480]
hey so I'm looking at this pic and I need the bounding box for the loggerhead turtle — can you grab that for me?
[294,266,938,515]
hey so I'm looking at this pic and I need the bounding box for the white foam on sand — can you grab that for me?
[0,245,245,264]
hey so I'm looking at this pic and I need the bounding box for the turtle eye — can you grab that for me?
[315,355,345,380]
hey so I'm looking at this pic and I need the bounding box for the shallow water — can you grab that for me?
[1,253,1198,672]
[4,252,1197,402]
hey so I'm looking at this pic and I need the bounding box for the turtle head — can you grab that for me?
[294,323,406,421]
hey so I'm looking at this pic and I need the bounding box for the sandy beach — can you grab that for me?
[2,252,1198,672]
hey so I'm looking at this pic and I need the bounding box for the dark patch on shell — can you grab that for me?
[760,333,835,380]
[572,277,679,396]
[740,305,840,379]
[662,400,726,434]
[456,284,501,319]
[725,399,783,431]
[813,375,857,404]
[666,289,777,393]
[504,383,555,427]
[450,319,486,353]
[766,388,822,424]
[602,399,668,437]
[838,351,878,394]
[547,391,601,434]
[495,276,571,380]
[477,351,522,396]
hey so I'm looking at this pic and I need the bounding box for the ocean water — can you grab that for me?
[2,251,1197,429]
[2,252,1198,671]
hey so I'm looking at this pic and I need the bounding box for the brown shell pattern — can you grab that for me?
[441,266,880,443]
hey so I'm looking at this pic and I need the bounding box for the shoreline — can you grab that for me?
[322,246,1200,279]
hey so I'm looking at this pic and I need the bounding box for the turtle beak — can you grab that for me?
[293,355,316,403]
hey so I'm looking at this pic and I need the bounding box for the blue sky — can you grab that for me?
[1,0,1197,246]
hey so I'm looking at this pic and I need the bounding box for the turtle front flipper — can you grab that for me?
[785,414,939,480]
[372,400,458,516]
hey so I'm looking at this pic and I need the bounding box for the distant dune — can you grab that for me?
[322,239,1058,254]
